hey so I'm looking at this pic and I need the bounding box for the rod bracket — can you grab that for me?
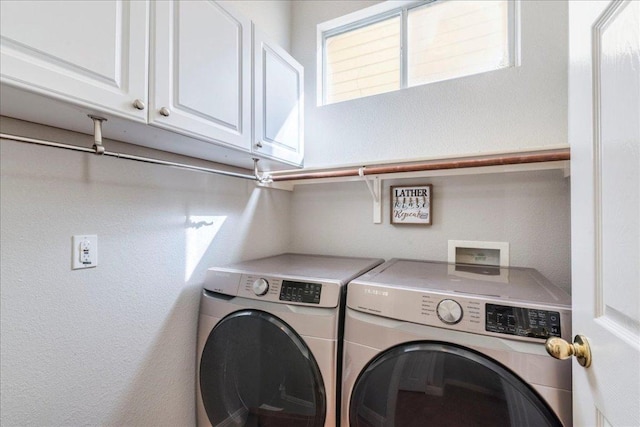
[253,158,272,184]
[358,167,382,223]
[88,115,107,155]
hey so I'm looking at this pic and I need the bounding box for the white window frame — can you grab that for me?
[317,0,521,106]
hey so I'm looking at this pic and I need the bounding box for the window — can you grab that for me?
[318,0,518,105]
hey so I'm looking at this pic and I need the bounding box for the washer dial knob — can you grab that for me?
[437,299,463,324]
[252,278,269,296]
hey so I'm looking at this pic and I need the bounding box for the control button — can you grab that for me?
[437,299,463,325]
[252,278,269,296]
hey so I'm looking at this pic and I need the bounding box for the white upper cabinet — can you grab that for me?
[0,0,303,169]
[254,28,304,166]
[0,0,148,122]
[150,0,252,151]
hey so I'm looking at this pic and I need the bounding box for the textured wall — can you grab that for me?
[290,170,571,293]
[0,118,291,426]
[291,0,568,167]
[0,2,296,423]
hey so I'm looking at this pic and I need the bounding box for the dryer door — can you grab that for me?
[350,342,562,427]
[200,309,326,427]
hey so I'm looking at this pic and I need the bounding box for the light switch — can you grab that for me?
[72,235,98,269]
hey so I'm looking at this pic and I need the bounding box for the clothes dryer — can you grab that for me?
[197,253,383,427]
[342,259,572,427]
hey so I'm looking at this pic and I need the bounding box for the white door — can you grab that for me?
[150,0,251,151]
[569,1,640,426]
[254,28,304,166]
[0,0,148,121]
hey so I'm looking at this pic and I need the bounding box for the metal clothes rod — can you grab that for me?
[269,149,571,182]
[0,133,260,182]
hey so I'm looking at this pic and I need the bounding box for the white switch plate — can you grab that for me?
[72,235,98,269]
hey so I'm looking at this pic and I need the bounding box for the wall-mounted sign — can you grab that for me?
[391,184,432,225]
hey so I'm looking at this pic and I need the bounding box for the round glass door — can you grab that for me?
[350,342,562,427]
[200,309,326,427]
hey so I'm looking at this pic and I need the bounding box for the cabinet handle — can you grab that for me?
[132,99,146,110]
[159,107,171,117]
[255,140,263,148]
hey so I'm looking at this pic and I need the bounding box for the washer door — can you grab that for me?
[350,342,562,427]
[200,309,326,427]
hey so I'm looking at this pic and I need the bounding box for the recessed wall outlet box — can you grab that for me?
[448,240,509,267]
[72,235,98,270]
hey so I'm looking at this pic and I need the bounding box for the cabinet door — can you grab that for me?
[150,0,251,151]
[254,28,304,166]
[0,0,148,122]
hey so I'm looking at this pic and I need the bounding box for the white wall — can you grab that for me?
[291,0,568,168]
[231,0,292,51]
[0,117,291,426]
[290,169,571,292]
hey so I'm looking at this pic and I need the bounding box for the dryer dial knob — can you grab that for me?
[252,278,269,296]
[437,299,463,324]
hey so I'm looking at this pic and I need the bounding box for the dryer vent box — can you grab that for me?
[448,240,509,267]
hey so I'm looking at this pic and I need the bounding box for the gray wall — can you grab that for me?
[292,0,568,167]
[288,0,571,288]
[232,0,292,51]
[1,3,297,424]
[0,117,292,425]
[290,170,571,292]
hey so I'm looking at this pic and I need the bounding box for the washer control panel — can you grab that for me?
[436,299,463,324]
[347,282,570,342]
[485,303,561,339]
[252,278,269,296]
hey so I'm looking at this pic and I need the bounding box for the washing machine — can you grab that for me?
[197,253,384,427]
[342,259,572,427]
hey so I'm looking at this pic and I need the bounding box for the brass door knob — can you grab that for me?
[545,334,592,368]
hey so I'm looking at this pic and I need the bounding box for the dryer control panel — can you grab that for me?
[203,254,383,308]
[280,280,322,304]
[204,270,341,308]
[238,275,340,307]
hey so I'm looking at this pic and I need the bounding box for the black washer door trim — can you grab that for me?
[350,341,563,427]
[200,309,326,426]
